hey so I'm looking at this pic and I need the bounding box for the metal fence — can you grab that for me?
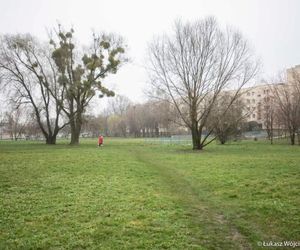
[144,135,192,145]
[144,131,278,145]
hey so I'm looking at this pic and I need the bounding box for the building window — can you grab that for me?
[252,114,256,118]
[252,92,255,95]
[247,92,250,96]
[252,99,255,104]
[247,99,250,104]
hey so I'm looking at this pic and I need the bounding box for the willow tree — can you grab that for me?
[50,28,126,144]
[148,17,258,150]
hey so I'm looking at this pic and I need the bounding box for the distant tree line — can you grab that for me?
[1,83,299,147]
[62,95,186,138]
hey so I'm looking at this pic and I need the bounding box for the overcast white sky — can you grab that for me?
[0,0,299,107]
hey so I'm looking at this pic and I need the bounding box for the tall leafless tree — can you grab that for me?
[0,34,68,144]
[147,17,258,150]
[271,70,300,145]
[262,90,277,144]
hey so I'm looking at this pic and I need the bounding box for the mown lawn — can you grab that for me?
[0,139,299,249]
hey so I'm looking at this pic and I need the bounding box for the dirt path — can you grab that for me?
[134,147,252,250]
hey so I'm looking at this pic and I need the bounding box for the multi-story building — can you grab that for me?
[287,64,300,83]
[240,84,273,125]
[239,65,300,128]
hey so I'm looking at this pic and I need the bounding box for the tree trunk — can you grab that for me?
[70,125,80,145]
[290,132,295,145]
[191,124,202,150]
[70,116,82,145]
[155,125,159,137]
[270,136,273,145]
[218,132,227,145]
[46,135,57,145]
[270,127,273,145]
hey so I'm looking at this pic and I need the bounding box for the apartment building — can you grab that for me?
[287,64,300,83]
[239,65,300,128]
[240,84,274,126]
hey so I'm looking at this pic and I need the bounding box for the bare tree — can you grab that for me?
[125,104,143,137]
[154,100,174,135]
[142,100,174,137]
[23,111,42,140]
[99,109,111,136]
[148,17,258,150]
[107,114,127,137]
[107,95,131,137]
[0,34,68,144]
[4,105,27,140]
[271,70,300,145]
[105,99,175,137]
[262,90,277,144]
[81,114,101,137]
[124,104,158,137]
[108,95,132,116]
[207,94,245,144]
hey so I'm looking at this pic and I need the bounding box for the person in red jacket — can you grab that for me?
[98,135,104,147]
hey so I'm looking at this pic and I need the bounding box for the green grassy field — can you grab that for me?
[0,139,299,249]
